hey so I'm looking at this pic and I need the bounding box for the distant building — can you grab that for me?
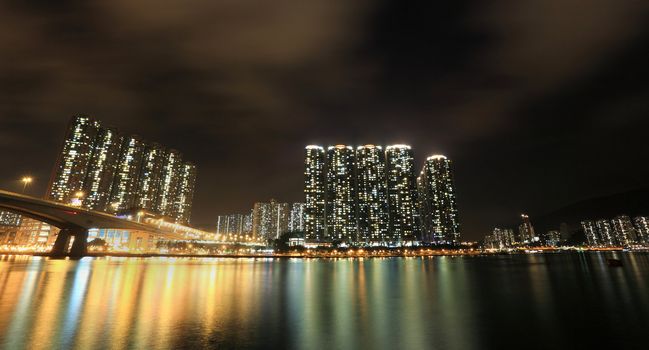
[304,146,326,241]
[489,227,516,249]
[0,211,21,227]
[518,214,536,243]
[545,230,561,247]
[0,212,22,245]
[216,214,248,235]
[288,203,305,232]
[173,162,197,224]
[581,220,600,246]
[596,219,616,246]
[252,199,289,240]
[47,115,197,224]
[634,216,649,245]
[14,218,60,248]
[356,145,389,244]
[611,215,637,246]
[242,211,253,235]
[385,145,418,243]
[417,155,460,245]
[325,145,357,242]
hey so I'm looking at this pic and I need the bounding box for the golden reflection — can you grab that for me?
[1,254,649,349]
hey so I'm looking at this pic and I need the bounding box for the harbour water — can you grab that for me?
[1,253,648,349]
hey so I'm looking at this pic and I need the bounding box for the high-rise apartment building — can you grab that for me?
[356,145,389,243]
[174,162,197,224]
[218,211,259,236]
[518,214,536,243]
[288,203,306,232]
[417,155,460,244]
[243,211,253,235]
[489,227,516,249]
[581,220,600,246]
[326,145,358,242]
[611,215,637,246]
[157,149,183,218]
[135,143,166,211]
[385,145,418,243]
[634,216,649,245]
[82,127,122,211]
[47,116,197,224]
[108,135,145,213]
[48,115,101,203]
[303,144,461,246]
[596,219,616,246]
[252,200,290,240]
[304,146,326,241]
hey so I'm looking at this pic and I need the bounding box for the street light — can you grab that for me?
[21,176,33,193]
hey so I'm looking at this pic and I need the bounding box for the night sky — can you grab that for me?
[1,1,648,239]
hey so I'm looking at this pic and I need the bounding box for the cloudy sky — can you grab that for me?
[1,1,648,239]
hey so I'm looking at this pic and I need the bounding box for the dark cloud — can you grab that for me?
[1,0,648,238]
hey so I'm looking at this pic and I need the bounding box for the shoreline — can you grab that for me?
[1,248,642,260]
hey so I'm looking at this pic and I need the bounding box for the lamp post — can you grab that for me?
[20,176,33,193]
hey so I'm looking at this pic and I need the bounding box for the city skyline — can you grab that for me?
[1,2,647,241]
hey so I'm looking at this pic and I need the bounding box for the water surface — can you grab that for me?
[1,253,648,349]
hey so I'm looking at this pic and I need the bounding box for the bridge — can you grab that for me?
[0,189,190,258]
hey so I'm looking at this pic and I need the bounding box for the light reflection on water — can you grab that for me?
[0,253,648,349]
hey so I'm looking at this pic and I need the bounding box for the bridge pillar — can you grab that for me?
[68,229,88,259]
[50,229,72,257]
[50,227,88,258]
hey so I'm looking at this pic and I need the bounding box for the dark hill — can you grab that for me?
[531,188,649,234]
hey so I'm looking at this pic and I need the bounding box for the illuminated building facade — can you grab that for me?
[417,155,460,244]
[581,220,600,246]
[0,211,21,227]
[108,135,145,213]
[304,146,326,241]
[218,211,254,236]
[545,230,561,247]
[289,203,306,232]
[243,211,253,234]
[0,211,22,245]
[303,144,462,246]
[46,116,197,224]
[252,199,290,240]
[634,216,649,245]
[385,145,418,243]
[156,149,183,218]
[173,162,197,224]
[326,145,357,242]
[596,219,616,246]
[518,214,536,243]
[484,227,516,249]
[48,115,101,203]
[14,218,60,248]
[135,143,166,211]
[356,145,389,243]
[611,215,637,246]
[82,127,122,211]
